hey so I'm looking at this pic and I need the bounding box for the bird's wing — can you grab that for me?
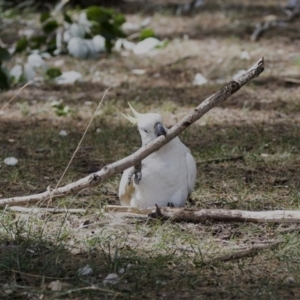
[118,167,135,206]
[185,151,197,195]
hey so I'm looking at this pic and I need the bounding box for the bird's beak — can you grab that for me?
[154,122,167,137]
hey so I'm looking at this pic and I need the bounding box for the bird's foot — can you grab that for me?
[148,204,169,220]
[167,202,175,207]
[127,162,142,185]
[134,163,142,184]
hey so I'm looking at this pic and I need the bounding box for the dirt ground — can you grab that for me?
[1,1,300,299]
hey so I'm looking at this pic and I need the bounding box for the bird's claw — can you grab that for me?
[128,163,142,185]
[167,202,175,207]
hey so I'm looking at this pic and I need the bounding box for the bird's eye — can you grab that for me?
[144,129,148,133]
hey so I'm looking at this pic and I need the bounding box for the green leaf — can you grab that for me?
[29,36,47,49]
[40,12,51,23]
[15,38,28,53]
[113,13,126,26]
[46,67,62,79]
[155,40,168,49]
[86,6,112,23]
[0,66,10,90]
[63,12,73,24]
[140,28,155,40]
[46,37,57,53]
[0,46,11,62]
[43,19,59,33]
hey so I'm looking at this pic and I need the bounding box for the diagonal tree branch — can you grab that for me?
[0,57,264,207]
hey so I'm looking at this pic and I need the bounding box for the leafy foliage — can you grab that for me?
[51,101,71,116]
[46,68,62,80]
[140,28,155,40]
[86,6,126,51]
[15,5,127,55]
[0,46,11,90]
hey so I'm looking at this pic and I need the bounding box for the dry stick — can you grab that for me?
[9,204,300,224]
[8,206,85,214]
[196,155,244,165]
[0,57,265,207]
[0,81,32,112]
[204,241,282,265]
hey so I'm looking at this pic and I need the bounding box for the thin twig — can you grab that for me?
[56,286,120,297]
[51,88,110,197]
[0,81,32,112]
[204,241,282,265]
[283,77,300,84]
[197,155,244,164]
[8,206,85,214]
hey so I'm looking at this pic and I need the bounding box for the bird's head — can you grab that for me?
[122,103,167,145]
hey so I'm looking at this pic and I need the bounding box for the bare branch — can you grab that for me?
[8,205,300,225]
[0,58,264,207]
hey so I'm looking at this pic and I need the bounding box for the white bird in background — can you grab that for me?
[118,103,197,209]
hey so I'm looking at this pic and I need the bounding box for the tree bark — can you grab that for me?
[0,58,264,207]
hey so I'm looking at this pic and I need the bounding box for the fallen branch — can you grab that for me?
[0,58,264,207]
[8,205,300,224]
[204,241,282,265]
[147,207,300,224]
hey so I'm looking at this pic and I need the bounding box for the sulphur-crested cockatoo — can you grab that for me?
[118,103,197,209]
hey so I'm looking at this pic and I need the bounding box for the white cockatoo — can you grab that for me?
[118,103,197,209]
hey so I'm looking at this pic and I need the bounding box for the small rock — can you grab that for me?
[4,157,18,166]
[10,65,23,82]
[92,35,106,53]
[103,273,119,285]
[24,63,35,81]
[132,69,146,75]
[133,37,162,55]
[240,50,250,60]
[48,280,62,291]
[193,73,208,86]
[141,17,152,27]
[78,265,93,276]
[27,53,45,68]
[59,130,68,137]
[114,39,136,52]
[54,59,64,67]
[70,247,81,255]
[122,22,140,32]
[55,71,82,84]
